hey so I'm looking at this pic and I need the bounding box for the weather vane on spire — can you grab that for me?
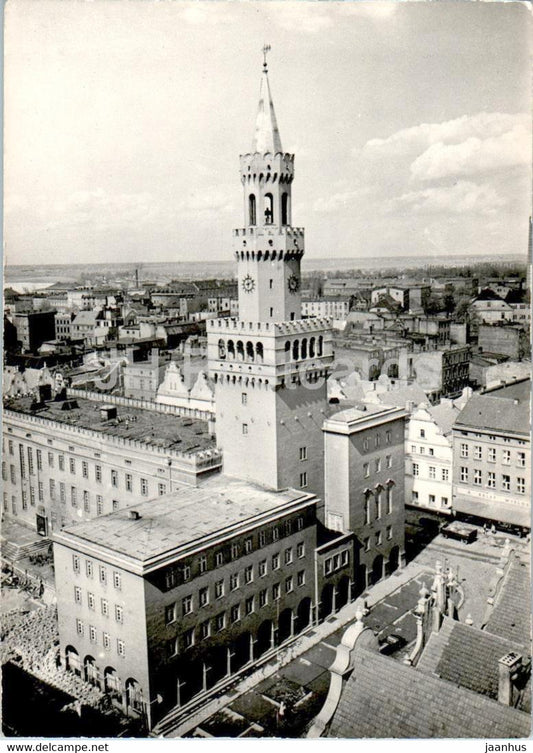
[262,44,271,71]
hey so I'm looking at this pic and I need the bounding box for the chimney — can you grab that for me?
[128,510,141,521]
[498,652,523,706]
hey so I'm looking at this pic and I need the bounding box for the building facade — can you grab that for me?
[323,405,407,590]
[452,379,530,529]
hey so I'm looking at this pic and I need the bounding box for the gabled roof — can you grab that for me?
[484,554,531,649]
[454,380,530,436]
[328,645,530,739]
[475,288,506,302]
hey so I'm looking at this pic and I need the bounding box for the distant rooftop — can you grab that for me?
[55,476,314,566]
[4,395,214,454]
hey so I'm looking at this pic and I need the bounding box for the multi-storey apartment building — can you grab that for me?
[452,379,530,529]
[323,405,407,589]
[53,479,320,729]
[405,401,458,514]
[302,298,351,320]
[2,394,222,536]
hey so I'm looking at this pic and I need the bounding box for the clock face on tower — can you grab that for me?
[242,274,255,293]
[287,274,300,294]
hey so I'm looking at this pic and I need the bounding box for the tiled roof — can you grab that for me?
[328,646,530,739]
[454,381,530,436]
[484,554,531,649]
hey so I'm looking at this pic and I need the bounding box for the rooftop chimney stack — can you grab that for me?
[498,652,523,706]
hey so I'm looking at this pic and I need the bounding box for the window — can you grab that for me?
[215,580,224,599]
[300,472,308,488]
[474,469,482,486]
[245,538,253,554]
[89,626,98,647]
[36,450,42,471]
[8,440,13,456]
[241,392,247,405]
[386,487,393,514]
[363,463,369,478]
[215,613,225,632]
[428,448,434,457]
[341,550,349,566]
[86,560,93,578]
[117,640,125,658]
[297,516,304,531]
[259,588,268,607]
[103,633,111,650]
[230,573,239,591]
[297,542,305,559]
[386,455,392,469]
[387,526,392,540]
[101,598,109,617]
[200,620,210,640]
[364,496,370,525]
[259,530,267,547]
[96,496,103,515]
[245,596,254,615]
[363,438,369,452]
[297,570,305,587]
[272,583,280,601]
[242,423,248,435]
[22,490,28,510]
[272,553,280,570]
[113,571,121,590]
[10,465,16,484]
[285,576,294,593]
[74,586,82,604]
[140,478,148,496]
[386,431,392,444]
[125,473,132,492]
[69,458,75,474]
[429,466,436,480]
[517,452,526,468]
[284,548,293,565]
[83,490,90,512]
[460,467,468,483]
[115,605,123,623]
[502,474,511,491]
[95,464,101,482]
[375,435,381,448]
[199,587,209,607]
[411,445,417,454]
[299,446,307,461]
[183,564,191,581]
[442,468,449,482]
[375,458,381,473]
[375,493,381,520]
[88,592,95,610]
[231,543,239,559]
[375,531,382,546]
[429,494,436,506]
[488,447,496,463]
[30,487,36,507]
[182,595,193,615]
[419,429,425,439]
[165,604,176,624]
[158,482,166,496]
[73,555,80,573]
[487,471,496,489]
[272,527,279,542]
[76,619,84,636]
[215,552,224,567]
[82,461,88,478]
[259,560,267,577]
[199,555,207,573]
[460,443,469,458]
[364,537,370,552]
[412,463,419,477]
[474,446,482,461]
[419,447,425,455]
[517,477,525,494]
[324,558,333,575]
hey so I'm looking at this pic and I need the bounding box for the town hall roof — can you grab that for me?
[252,60,283,154]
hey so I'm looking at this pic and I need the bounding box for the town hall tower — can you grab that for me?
[207,51,333,506]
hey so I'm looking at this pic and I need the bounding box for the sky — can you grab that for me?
[5,0,532,266]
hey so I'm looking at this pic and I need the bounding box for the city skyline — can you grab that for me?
[5,1,532,266]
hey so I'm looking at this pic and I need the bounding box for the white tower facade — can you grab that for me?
[207,53,333,507]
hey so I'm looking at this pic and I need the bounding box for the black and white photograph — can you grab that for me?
[2,0,531,745]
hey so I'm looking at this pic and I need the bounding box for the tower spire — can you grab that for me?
[252,45,283,154]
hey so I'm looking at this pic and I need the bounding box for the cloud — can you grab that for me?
[410,120,530,180]
[313,187,371,214]
[360,112,529,161]
[271,1,398,34]
[45,189,161,231]
[388,180,507,216]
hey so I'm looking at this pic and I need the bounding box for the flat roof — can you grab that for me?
[4,395,215,453]
[324,404,406,433]
[54,476,314,565]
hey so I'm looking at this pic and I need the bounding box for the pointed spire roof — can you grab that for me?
[252,48,283,154]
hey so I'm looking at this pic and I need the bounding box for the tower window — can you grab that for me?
[242,393,247,405]
[249,194,256,226]
[269,279,273,289]
[264,193,274,224]
[269,307,274,317]
[256,342,264,362]
[242,424,248,435]
[281,193,289,226]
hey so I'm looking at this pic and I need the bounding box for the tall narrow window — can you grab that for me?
[264,193,274,224]
[249,194,256,226]
[281,192,289,225]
